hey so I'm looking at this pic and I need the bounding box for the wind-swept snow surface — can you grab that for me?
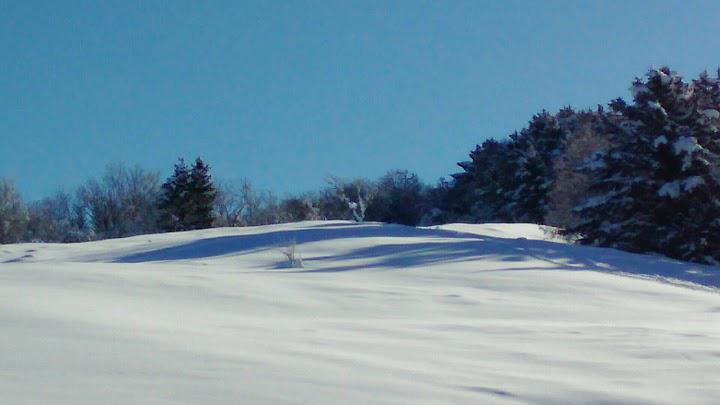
[1,221,719,404]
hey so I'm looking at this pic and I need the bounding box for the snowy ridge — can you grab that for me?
[1,221,719,403]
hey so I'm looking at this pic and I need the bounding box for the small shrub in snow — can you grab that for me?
[280,239,304,268]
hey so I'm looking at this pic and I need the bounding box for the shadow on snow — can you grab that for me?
[293,237,720,289]
[114,222,720,289]
[115,223,452,263]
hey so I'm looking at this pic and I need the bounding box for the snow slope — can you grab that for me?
[1,221,719,404]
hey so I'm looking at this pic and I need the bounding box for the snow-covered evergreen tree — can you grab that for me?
[450,109,577,224]
[506,109,574,223]
[574,67,720,264]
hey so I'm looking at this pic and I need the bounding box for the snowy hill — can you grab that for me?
[1,221,719,403]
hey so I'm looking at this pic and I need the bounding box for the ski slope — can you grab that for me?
[1,221,719,404]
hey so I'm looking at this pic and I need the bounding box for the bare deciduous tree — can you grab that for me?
[0,179,28,244]
[213,181,244,227]
[328,176,377,223]
[78,163,161,239]
[546,125,611,229]
[26,189,89,242]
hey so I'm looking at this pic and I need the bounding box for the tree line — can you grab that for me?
[447,67,720,265]
[0,159,431,244]
[1,66,718,265]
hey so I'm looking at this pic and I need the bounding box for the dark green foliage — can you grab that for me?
[573,67,720,264]
[159,159,191,231]
[451,68,720,264]
[450,110,574,224]
[507,110,573,223]
[450,139,516,222]
[186,158,216,229]
[159,158,216,231]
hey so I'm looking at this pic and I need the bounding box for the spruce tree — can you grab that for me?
[672,71,720,262]
[450,109,576,224]
[545,109,612,229]
[574,67,720,264]
[158,158,191,231]
[460,138,516,222]
[186,158,216,230]
[506,110,572,223]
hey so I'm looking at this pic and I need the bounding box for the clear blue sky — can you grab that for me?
[3,0,720,201]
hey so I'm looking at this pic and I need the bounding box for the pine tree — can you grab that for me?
[158,158,191,231]
[449,109,576,224]
[574,67,720,264]
[186,158,216,230]
[672,71,720,262]
[460,138,516,222]
[506,109,573,223]
[545,109,612,229]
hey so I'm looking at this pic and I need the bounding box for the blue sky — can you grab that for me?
[2,0,720,200]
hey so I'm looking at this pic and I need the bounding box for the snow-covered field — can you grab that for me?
[1,221,719,404]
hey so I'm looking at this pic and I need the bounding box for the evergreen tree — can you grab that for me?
[545,109,612,229]
[574,67,720,264]
[451,138,516,222]
[158,158,191,231]
[186,158,216,230]
[451,110,575,225]
[507,110,573,223]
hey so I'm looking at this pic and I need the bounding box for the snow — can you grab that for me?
[1,221,719,404]
[629,83,649,99]
[673,136,705,170]
[658,176,705,198]
[683,176,705,192]
[673,136,703,155]
[658,180,681,198]
[647,100,668,116]
[659,72,670,84]
[703,109,720,120]
[654,135,668,147]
